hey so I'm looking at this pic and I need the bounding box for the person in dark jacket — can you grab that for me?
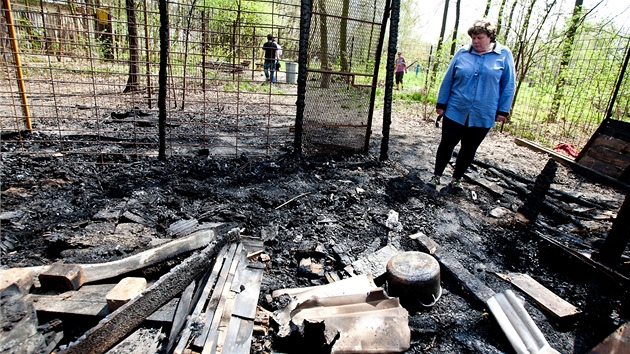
[261,34,278,84]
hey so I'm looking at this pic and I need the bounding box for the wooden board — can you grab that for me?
[587,322,630,354]
[496,272,581,319]
[193,243,241,348]
[81,228,220,283]
[172,245,231,354]
[29,284,177,322]
[576,118,630,183]
[6,226,222,287]
[514,138,630,192]
[221,317,255,354]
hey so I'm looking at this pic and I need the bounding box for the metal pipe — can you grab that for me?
[3,0,32,130]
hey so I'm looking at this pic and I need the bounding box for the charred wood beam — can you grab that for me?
[59,233,237,354]
[532,221,629,288]
[513,138,630,193]
[595,193,630,265]
[486,167,586,229]
[463,153,614,210]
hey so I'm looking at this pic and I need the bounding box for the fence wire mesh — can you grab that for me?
[301,0,386,154]
[417,28,630,151]
[1,0,302,161]
[3,0,629,161]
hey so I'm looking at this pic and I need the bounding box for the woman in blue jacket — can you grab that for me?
[427,19,516,192]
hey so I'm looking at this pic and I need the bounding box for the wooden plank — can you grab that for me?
[581,143,629,166]
[515,138,630,192]
[38,264,86,291]
[81,227,220,283]
[30,284,113,317]
[579,156,624,177]
[29,284,177,322]
[60,236,233,354]
[223,318,255,354]
[11,227,223,286]
[0,268,35,293]
[495,272,581,319]
[192,243,241,348]
[212,279,239,354]
[586,135,630,154]
[106,277,147,312]
[173,245,230,354]
[199,244,244,353]
[231,263,264,320]
[598,118,630,142]
[166,280,196,353]
[587,322,630,354]
[240,236,264,253]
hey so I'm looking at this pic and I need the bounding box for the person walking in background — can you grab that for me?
[261,34,278,84]
[426,19,516,192]
[274,37,282,77]
[395,52,407,90]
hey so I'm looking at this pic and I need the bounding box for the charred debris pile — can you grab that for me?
[0,152,628,353]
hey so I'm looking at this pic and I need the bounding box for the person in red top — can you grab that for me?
[395,52,407,90]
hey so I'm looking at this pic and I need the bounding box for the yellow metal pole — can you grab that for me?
[3,0,32,130]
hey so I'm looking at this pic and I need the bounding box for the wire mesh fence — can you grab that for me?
[300,0,386,154]
[413,26,630,152]
[1,0,303,161]
[3,0,629,161]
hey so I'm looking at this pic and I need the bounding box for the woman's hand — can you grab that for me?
[436,108,444,116]
[495,115,508,122]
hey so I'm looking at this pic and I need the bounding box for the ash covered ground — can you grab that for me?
[1,106,628,353]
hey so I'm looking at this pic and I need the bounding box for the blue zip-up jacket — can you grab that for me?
[436,42,516,128]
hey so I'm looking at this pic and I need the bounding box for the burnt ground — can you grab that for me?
[1,103,629,353]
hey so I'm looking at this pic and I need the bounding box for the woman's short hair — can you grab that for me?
[467,20,497,42]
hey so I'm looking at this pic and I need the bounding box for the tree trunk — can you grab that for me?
[496,0,507,38]
[317,0,331,88]
[450,0,461,56]
[548,0,584,122]
[431,0,449,85]
[596,193,630,266]
[504,0,518,45]
[340,0,349,73]
[483,0,491,17]
[124,0,140,93]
